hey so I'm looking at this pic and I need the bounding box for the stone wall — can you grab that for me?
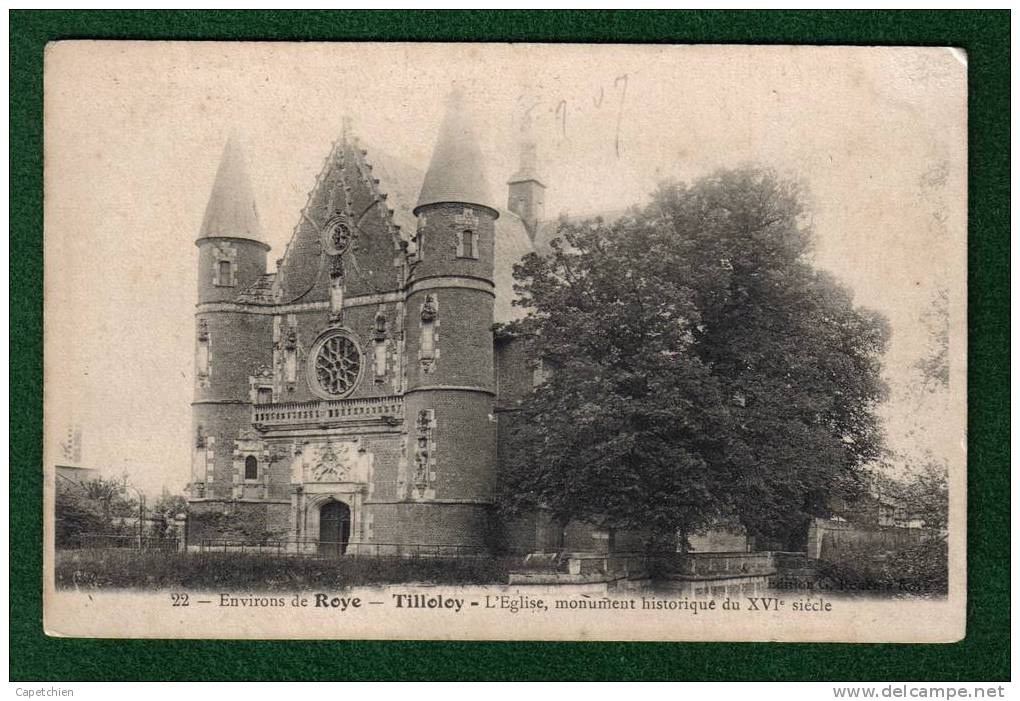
[688,528,750,553]
[807,517,926,561]
[411,203,496,283]
[193,309,273,499]
[366,502,493,548]
[403,288,495,390]
[280,306,402,405]
[196,237,268,304]
[494,336,534,410]
[187,499,292,543]
[410,389,497,501]
[494,508,560,554]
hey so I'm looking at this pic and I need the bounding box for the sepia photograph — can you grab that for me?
[41,41,967,642]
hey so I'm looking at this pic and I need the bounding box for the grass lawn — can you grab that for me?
[56,549,514,590]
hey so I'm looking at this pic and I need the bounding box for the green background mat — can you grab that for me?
[10,10,1009,681]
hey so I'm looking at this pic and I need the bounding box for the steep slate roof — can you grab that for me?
[361,147,420,241]
[272,135,533,323]
[372,146,533,323]
[274,136,409,304]
[414,89,497,214]
[492,212,534,323]
[199,134,266,245]
[531,208,630,254]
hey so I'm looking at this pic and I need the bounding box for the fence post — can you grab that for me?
[174,515,188,552]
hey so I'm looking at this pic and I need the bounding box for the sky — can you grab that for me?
[43,43,967,496]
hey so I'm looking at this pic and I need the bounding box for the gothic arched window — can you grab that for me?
[244,455,258,481]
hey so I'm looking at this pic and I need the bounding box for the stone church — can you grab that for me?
[187,90,597,554]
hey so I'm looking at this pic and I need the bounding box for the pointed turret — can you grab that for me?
[415,87,497,216]
[402,88,498,527]
[191,135,274,502]
[507,107,546,241]
[195,134,269,305]
[198,134,265,245]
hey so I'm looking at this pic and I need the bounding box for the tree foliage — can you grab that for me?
[499,168,890,549]
[151,492,190,537]
[899,458,949,532]
[81,476,137,521]
[55,475,154,545]
[914,286,950,392]
[55,481,108,547]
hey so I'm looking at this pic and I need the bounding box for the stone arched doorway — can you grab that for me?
[319,500,351,557]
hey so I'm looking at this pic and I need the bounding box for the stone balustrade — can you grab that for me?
[252,395,404,428]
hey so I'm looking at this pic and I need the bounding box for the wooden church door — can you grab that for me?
[319,501,351,556]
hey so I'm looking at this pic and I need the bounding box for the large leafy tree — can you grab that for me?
[81,476,137,522]
[499,168,890,549]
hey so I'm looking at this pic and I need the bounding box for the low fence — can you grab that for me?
[668,551,776,577]
[60,534,782,581]
[562,552,660,577]
[195,538,488,559]
[549,551,775,578]
[66,533,180,552]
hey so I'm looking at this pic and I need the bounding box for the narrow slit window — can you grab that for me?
[373,313,388,380]
[217,260,233,286]
[196,323,210,380]
[421,319,435,357]
[196,342,209,377]
[459,230,476,259]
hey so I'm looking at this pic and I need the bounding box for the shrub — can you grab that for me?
[817,536,947,596]
[55,550,512,590]
[55,487,107,548]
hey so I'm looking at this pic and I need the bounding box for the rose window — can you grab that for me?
[312,334,361,396]
[322,216,353,256]
[331,222,351,252]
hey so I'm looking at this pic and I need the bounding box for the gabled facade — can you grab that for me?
[188,92,559,553]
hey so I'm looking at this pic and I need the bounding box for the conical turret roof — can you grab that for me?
[415,88,497,215]
[198,134,266,245]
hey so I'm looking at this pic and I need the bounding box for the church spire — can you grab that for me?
[507,105,546,240]
[508,106,544,186]
[198,134,265,245]
[415,87,497,216]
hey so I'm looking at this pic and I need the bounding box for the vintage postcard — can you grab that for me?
[43,41,966,642]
